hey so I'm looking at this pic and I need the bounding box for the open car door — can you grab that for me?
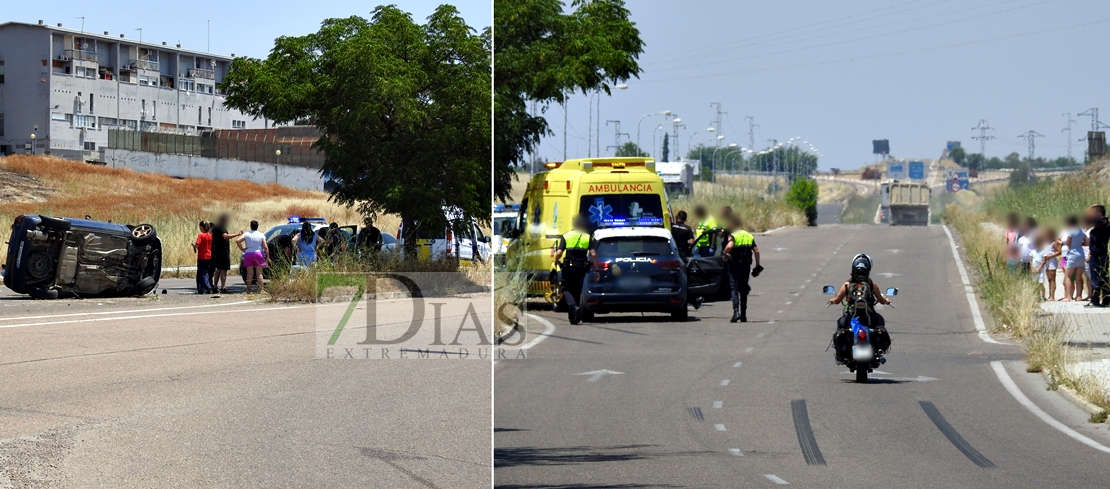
[685,227,729,303]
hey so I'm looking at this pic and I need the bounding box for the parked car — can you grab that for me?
[398,207,491,264]
[4,215,162,299]
[238,217,358,281]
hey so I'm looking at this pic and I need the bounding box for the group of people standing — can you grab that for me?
[1005,204,1110,306]
[192,214,268,295]
[671,205,763,323]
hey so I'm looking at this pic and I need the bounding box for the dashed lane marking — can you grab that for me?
[715,424,727,431]
[764,474,789,485]
[729,448,743,457]
[720,379,731,386]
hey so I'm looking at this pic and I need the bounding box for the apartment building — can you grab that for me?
[0,20,268,160]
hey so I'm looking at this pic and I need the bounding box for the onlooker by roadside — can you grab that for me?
[357,216,383,255]
[236,220,269,293]
[293,221,321,267]
[1017,217,1037,273]
[324,222,346,262]
[1062,215,1087,302]
[1086,205,1110,307]
[192,220,213,294]
[210,214,244,294]
[1005,213,1022,272]
[1030,228,1061,301]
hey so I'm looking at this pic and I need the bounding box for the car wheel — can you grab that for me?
[29,287,59,300]
[27,252,54,280]
[671,308,689,322]
[39,216,72,231]
[130,277,158,296]
[130,224,158,246]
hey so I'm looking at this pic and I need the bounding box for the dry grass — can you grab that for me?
[670,179,805,232]
[494,255,529,339]
[0,155,399,267]
[817,180,855,204]
[267,255,490,303]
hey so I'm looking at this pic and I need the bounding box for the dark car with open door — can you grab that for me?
[4,215,162,299]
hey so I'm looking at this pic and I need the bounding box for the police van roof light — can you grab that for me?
[544,162,562,169]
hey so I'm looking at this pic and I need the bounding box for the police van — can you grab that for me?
[399,206,491,265]
[493,204,520,267]
[506,157,671,301]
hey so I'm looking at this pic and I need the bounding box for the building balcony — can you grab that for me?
[63,49,98,62]
[131,59,160,71]
[188,68,215,79]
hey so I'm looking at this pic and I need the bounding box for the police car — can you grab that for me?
[579,227,690,321]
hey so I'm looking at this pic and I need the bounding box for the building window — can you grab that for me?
[84,141,96,151]
[89,93,94,114]
[152,103,157,120]
[74,115,96,129]
[207,107,212,125]
[0,60,5,84]
[123,119,138,130]
[51,112,69,121]
[98,117,118,127]
[232,120,246,129]
[198,107,202,124]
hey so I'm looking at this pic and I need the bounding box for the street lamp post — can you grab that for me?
[638,110,671,153]
[29,134,36,156]
[590,84,628,157]
[274,149,281,183]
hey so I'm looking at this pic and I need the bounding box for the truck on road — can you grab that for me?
[656,161,694,195]
[881,181,930,226]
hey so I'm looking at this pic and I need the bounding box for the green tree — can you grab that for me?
[965,152,985,172]
[615,141,649,157]
[785,178,819,226]
[949,146,966,166]
[219,6,490,256]
[748,146,818,177]
[661,133,670,162]
[494,0,644,201]
[687,144,743,179]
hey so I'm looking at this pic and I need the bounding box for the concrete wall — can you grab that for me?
[104,148,325,191]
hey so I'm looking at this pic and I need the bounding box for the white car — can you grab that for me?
[492,204,520,264]
[398,207,491,264]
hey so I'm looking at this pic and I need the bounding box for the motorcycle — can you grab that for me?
[823,285,898,383]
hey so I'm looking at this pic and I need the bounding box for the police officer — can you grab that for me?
[722,214,762,323]
[693,206,718,257]
[553,215,594,324]
[671,210,695,259]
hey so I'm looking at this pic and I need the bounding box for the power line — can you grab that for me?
[1062,112,1076,161]
[1017,130,1044,159]
[971,119,995,156]
[710,102,726,146]
[645,0,1053,74]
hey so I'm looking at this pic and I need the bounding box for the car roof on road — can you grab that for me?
[593,227,674,240]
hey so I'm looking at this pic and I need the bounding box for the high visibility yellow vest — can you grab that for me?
[730,229,754,246]
[563,230,591,250]
[695,216,717,246]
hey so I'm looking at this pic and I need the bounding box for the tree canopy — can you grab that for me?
[219,5,491,248]
[614,141,649,157]
[494,0,644,201]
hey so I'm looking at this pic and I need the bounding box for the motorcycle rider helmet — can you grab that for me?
[850,253,872,280]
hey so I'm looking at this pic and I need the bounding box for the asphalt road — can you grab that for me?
[0,278,491,488]
[495,224,1110,488]
[815,204,844,225]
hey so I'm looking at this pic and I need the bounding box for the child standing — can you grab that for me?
[1063,215,1087,302]
[1042,228,1062,301]
[193,220,213,294]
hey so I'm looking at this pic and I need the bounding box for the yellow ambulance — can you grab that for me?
[507,157,671,300]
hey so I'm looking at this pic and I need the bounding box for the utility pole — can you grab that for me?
[562,96,568,161]
[1063,112,1077,162]
[1079,108,1101,132]
[971,119,995,156]
[673,121,685,161]
[745,116,758,151]
[606,120,628,155]
[710,102,725,146]
[768,138,779,189]
[1017,130,1044,160]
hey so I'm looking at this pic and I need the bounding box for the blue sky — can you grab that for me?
[3,1,491,59]
[534,0,1109,170]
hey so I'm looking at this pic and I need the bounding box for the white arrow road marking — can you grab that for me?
[713,401,723,408]
[576,369,624,382]
[772,247,789,251]
[728,448,743,456]
[732,362,742,367]
[720,379,731,386]
[764,474,789,485]
[715,424,727,431]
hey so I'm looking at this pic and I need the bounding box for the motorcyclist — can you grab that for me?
[826,254,893,361]
[553,215,594,324]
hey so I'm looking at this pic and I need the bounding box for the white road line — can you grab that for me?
[942,225,1006,345]
[0,305,308,329]
[713,401,723,409]
[757,333,765,338]
[0,300,253,322]
[728,448,743,456]
[785,301,792,305]
[494,313,556,365]
[720,379,730,386]
[799,285,806,289]
[732,361,742,367]
[768,320,776,324]
[763,474,789,485]
[990,361,1110,454]
[744,347,754,353]
[776,310,784,314]
[715,424,727,431]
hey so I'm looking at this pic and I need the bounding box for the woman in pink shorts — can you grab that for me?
[236,220,270,293]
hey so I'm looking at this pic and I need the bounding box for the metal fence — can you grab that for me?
[107,128,325,168]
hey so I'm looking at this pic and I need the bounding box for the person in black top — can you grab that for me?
[554,215,595,324]
[671,210,695,259]
[1086,204,1110,307]
[209,214,243,294]
[324,222,346,261]
[357,216,383,254]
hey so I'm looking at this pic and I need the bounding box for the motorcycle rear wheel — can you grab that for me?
[855,368,868,383]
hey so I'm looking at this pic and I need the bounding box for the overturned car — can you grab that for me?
[4,215,162,299]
